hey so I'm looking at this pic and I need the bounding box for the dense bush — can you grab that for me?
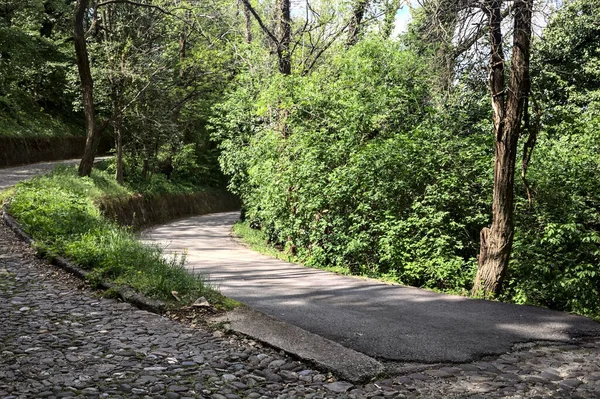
[215,30,600,317]
[214,39,492,293]
[506,113,600,315]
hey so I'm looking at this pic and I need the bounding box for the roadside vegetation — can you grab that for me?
[0,4,82,138]
[2,0,599,319]
[215,0,600,318]
[4,165,234,308]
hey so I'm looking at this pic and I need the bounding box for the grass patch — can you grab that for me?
[233,221,453,290]
[94,158,214,196]
[6,166,232,308]
[233,221,379,279]
[0,187,14,205]
[0,108,83,138]
[233,221,298,263]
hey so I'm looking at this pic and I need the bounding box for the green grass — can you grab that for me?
[233,221,476,297]
[93,158,217,196]
[233,221,299,263]
[6,166,233,308]
[0,108,84,138]
[0,187,14,205]
[233,221,393,280]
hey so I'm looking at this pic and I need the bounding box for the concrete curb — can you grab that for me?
[2,207,166,314]
[210,307,386,383]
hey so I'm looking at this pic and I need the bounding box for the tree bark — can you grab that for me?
[473,0,533,296]
[241,0,252,43]
[346,0,369,47]
[277,0,291,75]
[110,80,124,184]
[114,113,124,184]
[75,0,100,177]
[382,0,402,39]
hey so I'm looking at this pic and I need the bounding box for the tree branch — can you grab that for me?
[240,0,280,46]
[96,0,169,13]
[454,4,512,58]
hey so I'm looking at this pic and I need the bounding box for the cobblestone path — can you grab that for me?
[2,220,600,398]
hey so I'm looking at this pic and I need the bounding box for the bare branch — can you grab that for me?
[240,0,280,46]
[96,0,169,13]
[454,4,513,58]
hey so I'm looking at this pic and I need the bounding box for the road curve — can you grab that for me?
[143,211,600,364]
[0,158,112,191]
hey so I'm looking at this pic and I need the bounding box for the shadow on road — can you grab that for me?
[144,211,600,364]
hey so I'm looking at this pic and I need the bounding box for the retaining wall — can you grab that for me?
[97,190,240,230]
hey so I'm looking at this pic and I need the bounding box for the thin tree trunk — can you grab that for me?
[141,146,149,180]
[347,0,369,47]
[111,82,124,184]
[114,114,124,184]
[75,0,100,177]
[179,30,186,79]
[240,0,289,75]
[277,0,291,75]
[473,0,533,296]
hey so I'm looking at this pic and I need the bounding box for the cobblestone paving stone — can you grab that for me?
[1,220,600,398]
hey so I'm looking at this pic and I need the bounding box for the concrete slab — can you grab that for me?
[211,307,385,383]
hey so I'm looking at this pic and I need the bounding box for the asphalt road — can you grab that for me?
[0,158,109,191]
[144,211,600,364]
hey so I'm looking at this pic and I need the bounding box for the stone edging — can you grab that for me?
[1,206,166,314]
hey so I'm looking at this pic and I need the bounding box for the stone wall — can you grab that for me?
[97,190,240,230]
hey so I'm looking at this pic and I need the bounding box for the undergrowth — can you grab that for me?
[5,166,231,308]
[233,221,408,286]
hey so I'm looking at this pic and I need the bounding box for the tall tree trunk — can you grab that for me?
[382,0,402,39]
[347,0,369,47]
[473,0,533,296]
[114,113,124,184]
[110,81,124,184]
[277,0,291,75]
[241,0,252,43]
[74,0,99,177]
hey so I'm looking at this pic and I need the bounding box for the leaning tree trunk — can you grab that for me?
[473,0,533,296]
[74,0,100,177]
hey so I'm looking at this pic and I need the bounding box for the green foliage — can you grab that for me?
[495,0,600,317]
[214,38,491,293]
[0,2,82,138]
[216,7,600,318]
[532,0,600,130]
[505,113,600,316]
[95,154,221,195]
[7,166,223,304]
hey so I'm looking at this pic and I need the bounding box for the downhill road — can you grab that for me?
[144,211,600,365]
